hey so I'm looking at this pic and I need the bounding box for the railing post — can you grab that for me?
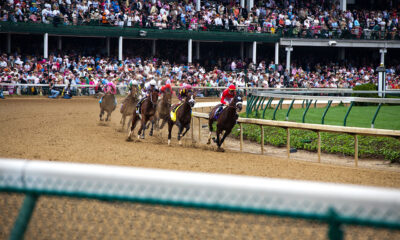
[262,97,274,119]
[285,99,295,121]
[321,100,333,124]
[240,123,243,152]
[302,100,313,123]
[191,116,194,142]
[317,131,321,163]
[260,125,264,155]
[10,194,38,240]
[272,99,284,120]
[286,128,290,159]
[354,134,358,167]
[198,117,201,142]
[328,208,343,240]
[343,101,354,126]
[371,103,382,128]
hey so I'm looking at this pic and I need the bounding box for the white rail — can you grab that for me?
[1,158,400,223]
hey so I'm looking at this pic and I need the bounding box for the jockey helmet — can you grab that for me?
[165,83,171,89]
[185,84,192,90]
[228,85,236,90]
[132,80,139,85]
[150,80,157,86]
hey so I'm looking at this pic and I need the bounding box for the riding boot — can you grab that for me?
[136,98,145,114]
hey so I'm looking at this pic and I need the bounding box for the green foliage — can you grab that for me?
[352,83,379,106]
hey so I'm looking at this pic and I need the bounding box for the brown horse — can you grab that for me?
[168,92,196,146]
[119,87,139,131]
[127,90,159,140]
[207,95,243,151]
[154,89,172,131]
[99,93,116,121]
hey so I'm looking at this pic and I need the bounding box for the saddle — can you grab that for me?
[213,105,226,120]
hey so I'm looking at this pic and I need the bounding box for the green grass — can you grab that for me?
[254,105,400,130]
[232,105,400,162]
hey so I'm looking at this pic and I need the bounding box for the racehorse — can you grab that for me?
[168,92,196,146]
[99,93,116,121]
[127,90,159,140]
[207,95,243,152]
[154,88,172,132]
[120,87,139,131]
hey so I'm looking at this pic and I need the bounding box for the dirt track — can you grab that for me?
[0,97,399,188]
[1,97,400,240]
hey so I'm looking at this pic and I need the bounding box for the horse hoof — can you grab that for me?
[217,148,225,152]
[140,136,145,139]
[149,132,153,136]
[137,135,140,139]
[126,137,132,142]
[206,140,210,145]
[179,140,182,145]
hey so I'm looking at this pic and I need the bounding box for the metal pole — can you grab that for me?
[10,194,38,240]
[43,33,48,59]
[260,125,264,155]
[379,48,387,65]
[252,41,257,64]
[152,40,156,56]
[195,41,200,60]
[286,128,290,159]
[188,39,193,64]
[371,103,382,128]
[240,42,244,60]
[272,99,284,120]
[196,0,201,11]
[240,0,245,8]
[262,97,274,119]
[275,42,279,65]
[317,131,321,163]
[302,100,313,123]
[343,101,354,126]
[285,47,293,71]
[7,33,12,54]
[321,100,333,124]
[118,36,123,61]
[240,123,243,152]
[354,135,358,167]
[285,99,295,121]
[57,36,62,51]
[198,118,201,142]
[106,37,110,57]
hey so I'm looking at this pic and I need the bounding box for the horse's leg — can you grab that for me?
[167,120,173,146]
[219,129,231,151]
[207,119,214,144]
[181,122,190,137]
[149,117,154,136]
[127,114,137,141]
[121,114,125,130]
[140,116,147,139]
[99,109,104,121]
[216,128,223,150]
[160,119,167,129]
[127,115,133,131]
[176,122,184,145]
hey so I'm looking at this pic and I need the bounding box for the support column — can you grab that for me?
[379,48,387,65]
[240,0,245,8]
[252,41,257,64]
[118,36,123,61]
[285,47,293,71]
[188,39,193,64]
[43,33,48,59]
[240,42,244,60]
[339,48,345,60]
[274,42,279,65]
[196,0,201,11]
[57,36,62,51]
[7,33,11,54]
[152,40,156,57]
[106,37,110,57]
[340,0,347,11]
[195,41,200,60]
[247,0,254,11]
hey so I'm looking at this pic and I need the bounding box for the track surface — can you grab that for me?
[0,97,399,188]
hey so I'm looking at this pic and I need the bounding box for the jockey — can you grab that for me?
[178,84,192,102]
[215,84,236,118]
[136,79,157,114]
[160,83,172,94]
[121,80,139,113]
[100,80,117,105]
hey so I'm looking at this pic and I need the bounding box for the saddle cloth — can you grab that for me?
[213,105,226,120]
[170,103,183,122]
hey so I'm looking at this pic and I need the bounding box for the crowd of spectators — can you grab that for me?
[0,52,399,99]
[1,0,399,40]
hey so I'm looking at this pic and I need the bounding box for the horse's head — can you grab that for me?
[150,90,159,107]
[163,89,172,105]
[186,92,196,108]
[232,95,243,112]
